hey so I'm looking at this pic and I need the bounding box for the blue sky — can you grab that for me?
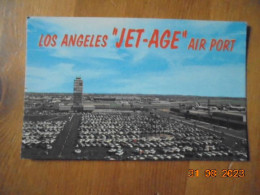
[26,17,247,97]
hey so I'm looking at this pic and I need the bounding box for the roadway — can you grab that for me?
[48,114,81,159]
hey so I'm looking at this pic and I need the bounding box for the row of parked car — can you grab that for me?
[74,113,248,160]
[22,120,66,150]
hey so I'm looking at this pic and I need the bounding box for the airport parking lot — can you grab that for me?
[21,111,248,161]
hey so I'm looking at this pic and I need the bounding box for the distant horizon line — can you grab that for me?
[24,92,246,99]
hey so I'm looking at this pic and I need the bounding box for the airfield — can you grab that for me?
[21,93,248,161]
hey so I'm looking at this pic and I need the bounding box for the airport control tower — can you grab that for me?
[73,77,83,110]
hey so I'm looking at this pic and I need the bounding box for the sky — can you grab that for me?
[26,17,247,97]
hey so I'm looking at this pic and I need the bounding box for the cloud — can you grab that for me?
[26,63,118,92]
[26,18,247,97]
[108,64,246,97]
[28,17,246,64]
[28,17,131,61]
[50,46,123,61]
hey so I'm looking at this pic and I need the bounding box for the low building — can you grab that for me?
[59,105,72,111]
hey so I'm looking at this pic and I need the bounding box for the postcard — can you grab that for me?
[22,17,248,160]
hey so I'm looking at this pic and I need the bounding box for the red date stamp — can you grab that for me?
[188,169,245,178]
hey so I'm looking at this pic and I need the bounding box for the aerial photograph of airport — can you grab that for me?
[22,18,248,160]
[21,77,248,161]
